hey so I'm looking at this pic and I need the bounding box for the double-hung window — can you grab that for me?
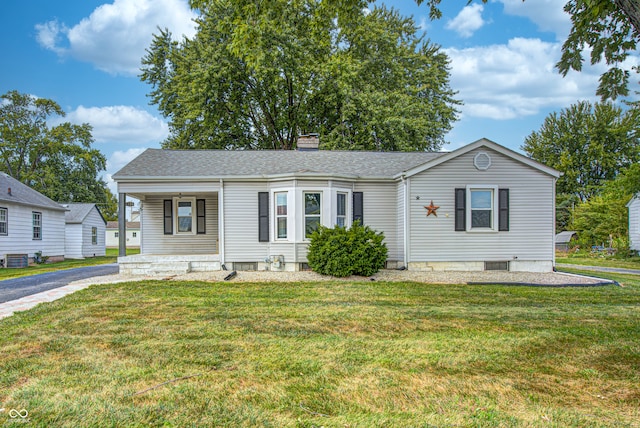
[177,200,194,233]
[164,198,206,235]
[92,227,98,245]
[470,188,494,229]
[304,192,321,239]
[336,192,347,227]
[455,186,508,232]
[275,192,288,239]
[0,207,7,235]
[32,211,42,240]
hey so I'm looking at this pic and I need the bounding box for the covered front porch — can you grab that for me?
[117,180,223,275]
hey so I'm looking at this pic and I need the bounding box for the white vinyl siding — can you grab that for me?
[64,206,106,259]
[224,182,274,261]
[0,203,65,259]
[353,181,399,261]
[628,197,640,251]
[141,195,218,255]
[408,148,554,262]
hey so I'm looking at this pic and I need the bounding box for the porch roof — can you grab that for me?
[112,149,446,181]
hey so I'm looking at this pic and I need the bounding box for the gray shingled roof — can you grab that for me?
[0,172,67,211]
[112,149,447,180]
[61,203,105,224]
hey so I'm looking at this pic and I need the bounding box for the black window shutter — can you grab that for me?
[163,199,173,235]
[196,199,206,234]
[353,192,363,224]
[258,192,269,242]
[454,188,466,231]
[499,189,509,231]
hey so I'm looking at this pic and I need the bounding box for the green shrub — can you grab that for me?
[307,221,388,277]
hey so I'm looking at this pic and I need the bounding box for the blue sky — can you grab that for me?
[1,0,634,194]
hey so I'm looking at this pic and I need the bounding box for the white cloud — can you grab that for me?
[36,0,197,75]
[104,148,147,194]
[65,105,169,145]
[445,38,601,120]
[498,0,570,40]
[446,3,485,38]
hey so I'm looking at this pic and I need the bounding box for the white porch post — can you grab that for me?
[118,193,127,257]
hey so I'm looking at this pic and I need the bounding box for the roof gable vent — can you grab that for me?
[474,151,491,171]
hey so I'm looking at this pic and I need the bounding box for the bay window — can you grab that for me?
[304,192,321,239]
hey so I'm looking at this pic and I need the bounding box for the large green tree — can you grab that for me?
[0,90,118,219]
[141,1,460,151]
[570,163,640,247]
[522,100,640,202]
[418,0,639,101]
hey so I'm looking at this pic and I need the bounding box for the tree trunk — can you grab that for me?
[613,0,640,37]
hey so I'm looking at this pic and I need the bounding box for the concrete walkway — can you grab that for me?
[0,281,98,319]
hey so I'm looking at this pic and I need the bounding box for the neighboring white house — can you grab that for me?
[627,196,640,252]
[0,172,67,267]
[106,220,140,248]
[61,203,107,259]
[112,138,561,275]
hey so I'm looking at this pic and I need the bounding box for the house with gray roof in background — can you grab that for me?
[112,137,561,275]
[61,203,107,259]
[0,172,67,267]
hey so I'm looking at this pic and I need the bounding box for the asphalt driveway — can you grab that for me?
[0,264,119,304]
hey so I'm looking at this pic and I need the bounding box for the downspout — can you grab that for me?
[219,179,225,267]
[402,175,408,269]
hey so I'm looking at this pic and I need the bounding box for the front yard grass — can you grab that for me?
[1,274,639,426]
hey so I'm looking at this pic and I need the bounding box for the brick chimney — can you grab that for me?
[297,134,319,151]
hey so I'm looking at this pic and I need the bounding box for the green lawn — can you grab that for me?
[1,272,639,426]
[0,248,139,280]
[556,253,640,270]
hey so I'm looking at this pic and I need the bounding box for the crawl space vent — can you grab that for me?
[484,261,509,271]
[474,152,492,170]
[234,262,257,271]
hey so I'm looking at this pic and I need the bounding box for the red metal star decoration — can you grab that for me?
[425,200,439,217]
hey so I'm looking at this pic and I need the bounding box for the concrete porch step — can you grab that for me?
[147,262,192,275]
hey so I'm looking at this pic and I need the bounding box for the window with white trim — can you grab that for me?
[336,192,347,227]
[92,227,97,245]
[275,192,288,239]
[466,186,499,231]
[304,192,321,239]
[0,207,7,235]
[174,198,196,234]
[32,211,42,240]
[470,189,493,229]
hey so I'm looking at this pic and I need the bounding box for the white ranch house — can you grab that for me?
[113,138,560,275]
[0,172,66,267]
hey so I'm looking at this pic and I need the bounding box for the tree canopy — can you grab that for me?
[418,0,640,101]
[522,100,640,202]
[141,1,460,151]
[0,90,118,220]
